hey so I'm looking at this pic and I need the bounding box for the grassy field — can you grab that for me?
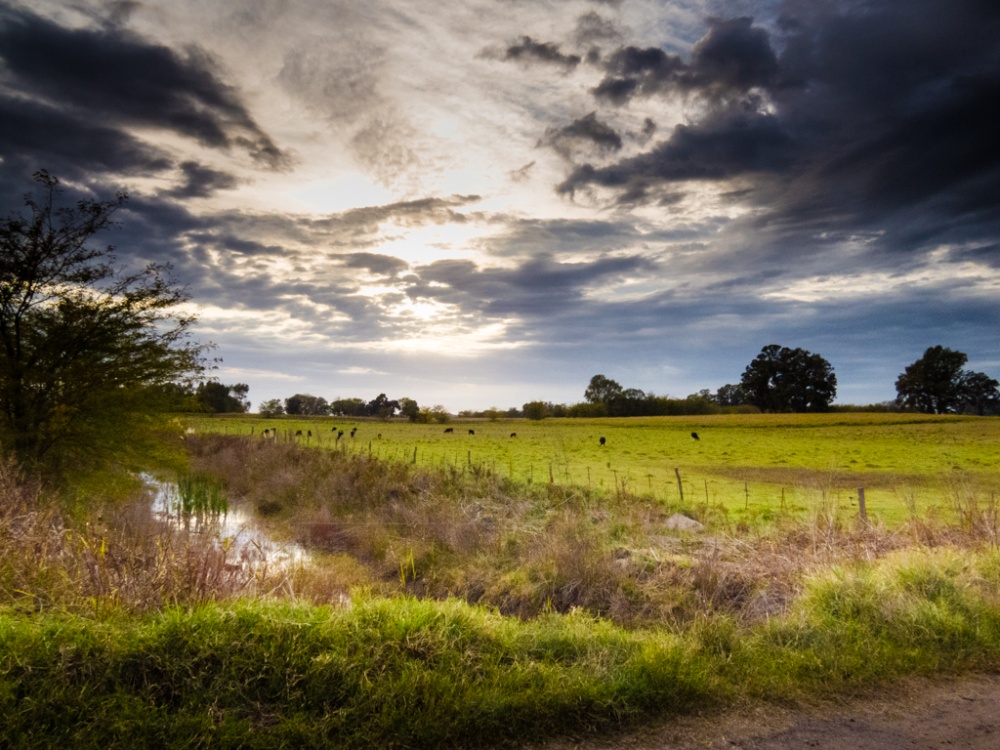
[186,413,1000,526]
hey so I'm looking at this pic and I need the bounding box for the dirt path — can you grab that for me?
[541,673,1000,750]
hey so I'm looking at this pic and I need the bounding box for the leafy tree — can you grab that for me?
[330,397,366,417]
[366,393,399,420]
[196,382,249,413]
[482,407,502,422]
[523,401,548,420]
[584,374,623,406]
[740,344,837,412]
[715,383,746,407]
[284,393,329,416]
[896,346,999,414]
[0,171,204,473]
[957,371,1000,416]
[257,398,284,418]
[398,397,420,422]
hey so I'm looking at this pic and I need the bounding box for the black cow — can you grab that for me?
[599,436,606,446]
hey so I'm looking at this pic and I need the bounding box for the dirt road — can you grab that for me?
[541,673,1000,750]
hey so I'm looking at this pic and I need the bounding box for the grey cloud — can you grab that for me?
[564,0,1000,265]
[504,36,582,69]
[409,254,652,319]
[559,109,793,197]
[0,7,290,169]
[314,195,481,240]
[165,162,240,199]
[593,17,777,105]
[593,46,685,103]
[573,12,622,47]
[0,94,172,178]
[686,17,778,95]
[541,112,623,159]
[339,253,409,277]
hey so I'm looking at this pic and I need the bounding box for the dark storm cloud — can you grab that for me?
[0,94,172,178]
[0,7,290,169]
[593,46,686,104]
[559,109,792,196]
[503,36,582,69]
[565,0,1000,261]
[541,112,623,159]
[593,17,775,105]
[165,162,240,199]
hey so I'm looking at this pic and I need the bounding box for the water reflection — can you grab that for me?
[145,474,309,571]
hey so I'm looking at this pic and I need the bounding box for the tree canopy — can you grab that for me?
[895,346,1000,415]
[0,171,205,473]
[740,344,837,412]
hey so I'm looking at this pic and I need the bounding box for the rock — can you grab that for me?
[664,513,704,531]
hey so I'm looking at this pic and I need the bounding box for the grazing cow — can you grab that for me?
[336,430,344,440]
[350,427,357,438]
[262,428,271,438]
[599,436,606,446]
[331,426,338,432]
[295,430,303,437]
[468,429,475,435]
[510,433,517,438]
[377,433,382,440]
[444,427,454,433]
[691,432,700,440]
[307,430,312,438]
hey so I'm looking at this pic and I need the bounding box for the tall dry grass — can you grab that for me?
[0,453,294,615]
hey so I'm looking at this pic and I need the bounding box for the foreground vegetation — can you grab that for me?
[2,422,1000,748]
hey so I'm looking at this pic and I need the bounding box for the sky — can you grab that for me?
[1,0,998,412]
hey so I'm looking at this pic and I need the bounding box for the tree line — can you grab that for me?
[555,344,999,420]
[194,343,1000,423]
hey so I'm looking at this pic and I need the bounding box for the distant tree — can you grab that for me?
[0,171,205,473]
[257,398,284,418]
[957,371,1000,416]
[896,346,1000,415]
[584,374,623,406]
[715,384,746,407]
[895,346,970,414]
[482,407,502,422]
[366,393,399,420]
[330,397,367,417]
[196,382,250,413]
[398,397,420,422]
[740,344,837,412]
[284,393,329,416]
[427,405,450,423]
[523,401,548,420]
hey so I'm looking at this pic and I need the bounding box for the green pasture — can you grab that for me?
[186,413,1000,525]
